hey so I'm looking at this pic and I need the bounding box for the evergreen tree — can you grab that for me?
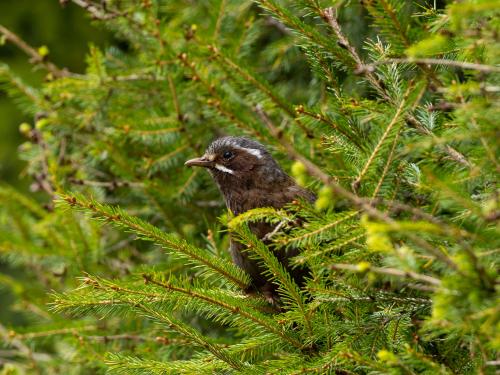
[0,0,498,373]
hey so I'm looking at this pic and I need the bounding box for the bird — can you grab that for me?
[185,136,315,304]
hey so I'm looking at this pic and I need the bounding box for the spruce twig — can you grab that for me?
[254,104,460,270]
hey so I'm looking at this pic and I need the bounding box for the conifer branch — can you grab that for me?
[177,52,266,139]
[352,88,408,192]
[255,104,459,270]
[320,7,390,100]
[229,225,314,338]
[295,105,362,148]
[0,64,41,107]
[299,231,366,261]
[376,0,411,47]
[54,279,245,369]
[58,193,250,289]
[0,324,41,374]
[142,274,306,350]
[371,127,401,199]
[320,9,469,169]
[135,302,245,371]
[278,211,359,247]
[257,0,352,67]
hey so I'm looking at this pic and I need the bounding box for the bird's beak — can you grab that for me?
[184,156,214,168]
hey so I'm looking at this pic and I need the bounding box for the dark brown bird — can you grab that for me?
[185,136,314,303]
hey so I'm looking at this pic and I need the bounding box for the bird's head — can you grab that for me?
[185,136,287,188]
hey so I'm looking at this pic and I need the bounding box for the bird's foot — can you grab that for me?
[263,290,281,307]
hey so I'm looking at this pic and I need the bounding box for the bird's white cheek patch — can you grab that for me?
[215,164,234,174]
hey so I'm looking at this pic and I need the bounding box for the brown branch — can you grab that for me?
[69,178,144,189]
[28,128,56,210]
[321,8,389,101]
[70,0,121,20]
[0,24,69,78]
[330,263,441,286]
[360,58,500,74]
[83,334,148,342]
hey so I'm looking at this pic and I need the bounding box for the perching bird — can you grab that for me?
[185,136,315,303]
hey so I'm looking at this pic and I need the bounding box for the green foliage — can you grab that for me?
[0,0,498,374]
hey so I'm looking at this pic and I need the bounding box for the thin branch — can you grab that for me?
[330,263,441,286]
[70,0,122,20]
[352,86,409,192]
[0,24,69,78]
[13,326,97,340]
[321,8,389,100]
[371,127,401,199]
[83,334,148,342]
[360,58,500,74]
[69,178,144,189]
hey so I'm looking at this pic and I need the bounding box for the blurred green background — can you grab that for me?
[0,0,111,190]
[0,0,111,325]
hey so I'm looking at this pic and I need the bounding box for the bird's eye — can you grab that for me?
[222,151,234,160]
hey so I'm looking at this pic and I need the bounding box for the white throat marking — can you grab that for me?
[215,164,234,174]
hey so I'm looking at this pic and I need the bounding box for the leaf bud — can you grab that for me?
[315,185,334,211]
[291,160,306,177]
[38,45,49,58]
[35,118,49,130]
[356,261,371,272]
[19,122,32,136]
[377,349,397,363]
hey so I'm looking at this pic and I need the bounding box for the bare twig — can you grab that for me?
[360,58,500,74]
[69,178,144,189]
[83,334,148,342]
[70,0,121,20]
[264,17,291,35]
[0,24,69,78]
[320,8,389,100]
[330,263,441,286]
